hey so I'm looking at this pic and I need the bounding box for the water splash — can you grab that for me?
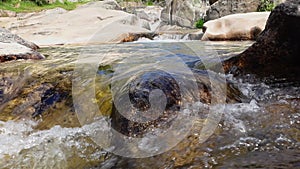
[0,118,109,168]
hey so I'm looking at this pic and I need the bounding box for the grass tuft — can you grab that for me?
[0,0,89,13]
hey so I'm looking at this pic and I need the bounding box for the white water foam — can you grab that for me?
[0,118,109,168]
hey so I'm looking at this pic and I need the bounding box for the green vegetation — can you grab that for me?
[0,0,89,13]
[146,0,153,6]
[195,18,204,29]
[258,0,275,12]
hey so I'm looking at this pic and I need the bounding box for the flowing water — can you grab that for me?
[0,41,299,169]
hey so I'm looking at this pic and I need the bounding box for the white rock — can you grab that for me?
[202,12,270,41]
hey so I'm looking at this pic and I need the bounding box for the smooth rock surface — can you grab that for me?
[0,28,44,62]
[223,0,300,80]
[0,28,39,50]
[202,12,270,41]
[0,1,150,46]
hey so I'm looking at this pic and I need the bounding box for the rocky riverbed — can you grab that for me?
[0,0,299,168]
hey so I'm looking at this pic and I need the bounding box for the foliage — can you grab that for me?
[0,0,88,12]
[146,0,153,6]
[195,18,204,29]
[258,0,275,12]
[35,0,49,6]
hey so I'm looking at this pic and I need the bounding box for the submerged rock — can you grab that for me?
[0,28,44,62]
[202,12,270,41]
[223,0,300,81]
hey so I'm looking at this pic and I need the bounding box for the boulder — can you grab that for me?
[223,0,300,81]
[135,6,163,31]
[118,1,144,13]
[136,10,151,21]
[0,28,39,50]
[97,0,121,10]
[1,1,151,45]
[0,28,44,62]
[161,0,209,28]
[201,12,270,40]
[79,0,121,10]
[111,69,243,137]
[206,0,261,20]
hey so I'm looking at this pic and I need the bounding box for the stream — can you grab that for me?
[0,41,299,169]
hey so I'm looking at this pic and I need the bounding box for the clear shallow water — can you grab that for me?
[0,41,299,168]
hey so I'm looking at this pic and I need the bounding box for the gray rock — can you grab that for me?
[136,10,151,21]
[188,31,203,40]
[206,0,261,20]
[0,28,39,50]
[223,0,300,81]
[0,28,44,62]
[161,0,209,28]
[136,6,163,31]
[79,0,121,10]
[97,0,121,10]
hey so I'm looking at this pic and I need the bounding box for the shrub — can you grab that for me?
[146,0,153,6]
[35,0,50,6]
[258,0,275,12]
[195,19,204,29]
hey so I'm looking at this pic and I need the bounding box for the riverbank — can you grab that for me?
[0,0,279,47]
[0,1,153,46]
[0,0,87,14]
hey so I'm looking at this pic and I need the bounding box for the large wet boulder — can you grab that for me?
[202,12,270,41]
[111,69,245,137]
[206,0,261,20]
[223,0,300,81]
[160,0,209,28]
[0,28,44,62]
